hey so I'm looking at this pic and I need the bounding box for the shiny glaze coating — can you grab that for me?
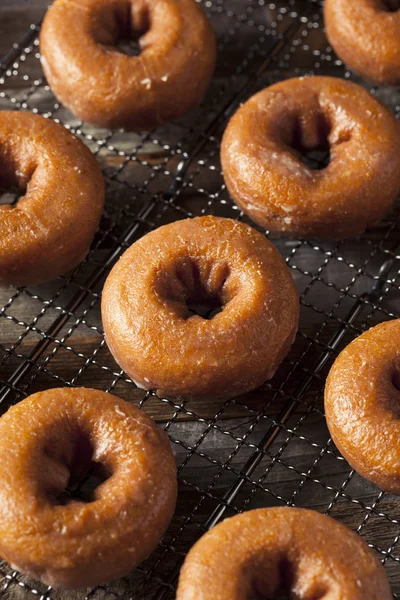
[325,320,400,494]
[40,0,216,131]
[0,388,177,588]
[102,216,299,400]
[325,0,400,86]
[176,507,392,599]
[0,111,104,287]
[221,76,400,240]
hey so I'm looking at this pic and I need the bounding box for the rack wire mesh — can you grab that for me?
[0,0,400,598]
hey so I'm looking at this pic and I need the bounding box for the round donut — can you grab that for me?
[325,319,400,494]
[176,507,392,599]
[324,0,400,86]
[0,387,177,588]
[40,0,216,131]
[220,76,400,240]
[101,216,299,400]
[0,111,104,287]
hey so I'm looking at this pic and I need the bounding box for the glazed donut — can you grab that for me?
[0,387,177,588]
[325,319,400,494]
[177,507,392,599]
[325,0,400,86]
[102,216,299,400]
[0,111,104,287]
[221,76,400,240]
[40,0,216,131]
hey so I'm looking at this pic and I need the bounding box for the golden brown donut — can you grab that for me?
[40,0,216,131]
[0,387,177,588]
[325,319,400,494]
[221,76,400,240]
[177,507,392,599]
[102,216,299,400]
[0,111,104,287]
[325,0,400,86]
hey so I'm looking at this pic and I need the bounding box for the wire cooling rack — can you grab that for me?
[0,0,400,598]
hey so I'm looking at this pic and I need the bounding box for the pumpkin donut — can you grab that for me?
[325,319,400,494]
[176,507,392,599]
[221,76,400,240]
[39,0,216,130]
[102,216,299,400]
[324,0,400,86]
[0,387,177,588]
[0,111,104,287]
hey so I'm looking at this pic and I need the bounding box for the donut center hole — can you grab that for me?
[249,596,291,599]
[155,259,230,320]
[251,557,329,599]
[381,0,400,12]
[0,175,27,208]
[181,267,225,320]
[44,432,111,505]
[392,369,400,391]
[102,3,150,57]
[115,38,141,56]
[186,300,223,320]
[56,463,110,505]
[0,187,21,207]
[290,113,332,170]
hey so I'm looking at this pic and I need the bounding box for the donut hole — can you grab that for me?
[176,260,230,320]
[250,557,293,599]
[251,556,330,599]
[186,302,223,319]
[96,2,150,57]
[290,112,332,170]
[392,369,400,391]
[155,258,231,320]
[0,187,22,207]
[43,431,111,505]
[115,38,141,57]
[381,0,400,12]
[0,165,29,208]
[250,597,291,600]
[56,463,111,505]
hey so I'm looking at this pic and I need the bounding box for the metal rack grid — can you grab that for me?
[0,0,400,598]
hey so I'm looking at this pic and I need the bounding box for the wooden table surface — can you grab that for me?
[1,1,400,599]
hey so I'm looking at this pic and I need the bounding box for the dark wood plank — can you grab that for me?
[0,4,47,60]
